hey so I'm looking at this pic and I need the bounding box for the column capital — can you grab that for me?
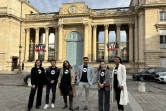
[92,25,97,28]
[104,24,109,29]
[116,24,121,28]
[54,26,58,29]
[44,27,49,31]
[25,28,30,32]
[128,23,134,28]
[84,22,89,27]
[34,27,39,31]
[58,24,63,29]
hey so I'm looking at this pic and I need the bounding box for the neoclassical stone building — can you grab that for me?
[0,0,166,72]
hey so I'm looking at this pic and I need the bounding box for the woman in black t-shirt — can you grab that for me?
[27,59,46,111]
[97,61,110,111]
[58,60,76,110]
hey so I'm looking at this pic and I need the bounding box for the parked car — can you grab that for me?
[132,67,166,81]
[154,70,166,83]
[154,68,166,80]
[159,75,166,83]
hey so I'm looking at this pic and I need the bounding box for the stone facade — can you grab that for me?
[0,0,166,72]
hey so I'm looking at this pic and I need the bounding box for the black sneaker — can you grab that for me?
[27,109,31,111]
[35,106,39,109]
[83,106,88,110]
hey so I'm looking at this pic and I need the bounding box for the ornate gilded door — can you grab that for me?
[66,32,83,72]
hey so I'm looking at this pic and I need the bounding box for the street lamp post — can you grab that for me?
[17,1,23,74]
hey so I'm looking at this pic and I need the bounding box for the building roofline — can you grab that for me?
[62,2,85,5]
[18,0,40,13]
[91,7,130,10]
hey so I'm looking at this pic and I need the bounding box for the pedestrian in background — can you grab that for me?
[112,57,129,111]
[58,60,76,110]
[27,59,46,111]
[97,61,110,111]
[22,60,24,71]
[44,59,60,109]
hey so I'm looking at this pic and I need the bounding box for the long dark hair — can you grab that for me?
[34,59,42,67]
[63,60,72,71]
[97,61,110,71]
[115,56,122,64]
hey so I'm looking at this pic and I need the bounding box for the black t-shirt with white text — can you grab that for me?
[80,65,88,82]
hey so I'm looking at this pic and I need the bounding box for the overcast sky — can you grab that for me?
[28,0,131,13]
[28,0,131,42]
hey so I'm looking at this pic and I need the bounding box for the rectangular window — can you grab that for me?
[160,35,166,48]
[48,43,55,61]
[160,12,166,21]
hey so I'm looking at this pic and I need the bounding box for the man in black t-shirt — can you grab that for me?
[73,57,95,111]
[44,60,60,109]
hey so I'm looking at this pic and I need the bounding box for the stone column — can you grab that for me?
[129,24,134,62]
[84,22,89,57]
[134,17,138,63]
[88,25,92,62]
[25,28,30,61]
[92,25,97,62]
[138,12,145,63]
[44,27,49,61]
[58,24,63,61]
[35,28,39,60]
[138,11,145,71]
[54,27,58,60]
[116,24,121,57]
[104,24,109,62]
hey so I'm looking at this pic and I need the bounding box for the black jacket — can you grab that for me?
[31,67,46,85]
[45,67,60,84]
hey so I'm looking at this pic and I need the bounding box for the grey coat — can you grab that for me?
[96,69,111,91]
[77,64,95,85]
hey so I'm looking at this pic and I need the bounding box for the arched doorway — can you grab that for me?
[66,31,83,72]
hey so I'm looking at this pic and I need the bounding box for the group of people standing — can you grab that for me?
[27,56,129,111]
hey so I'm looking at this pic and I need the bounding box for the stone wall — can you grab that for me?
[145,52,160,68]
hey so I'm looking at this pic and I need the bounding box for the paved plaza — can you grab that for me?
[0,74,166,111]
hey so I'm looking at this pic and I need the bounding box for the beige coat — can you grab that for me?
[58,68,76,97]
[112,64,129,105]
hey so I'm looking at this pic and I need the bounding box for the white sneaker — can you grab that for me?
[44,104,49,109]
[51,103,55,108]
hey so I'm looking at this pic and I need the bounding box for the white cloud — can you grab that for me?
[28,0,131,13]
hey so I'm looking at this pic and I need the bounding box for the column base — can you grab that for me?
[138,61,145,72]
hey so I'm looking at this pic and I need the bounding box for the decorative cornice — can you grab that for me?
[136,4,166,11]
[0,14,21,21]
